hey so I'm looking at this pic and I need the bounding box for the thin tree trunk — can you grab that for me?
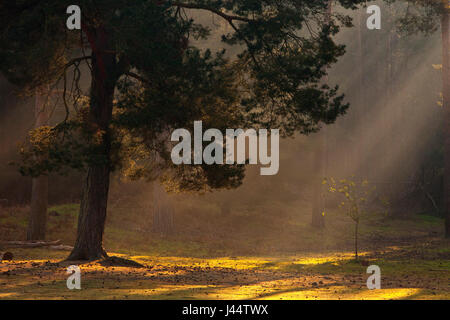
[354,220,359,260]
[27,91,48,241]
[28,177,48,240]
[311,1,332,229]
[382,4,395,176]
[311,132,326,229]
[152,183,174,236]
[68,26,117,260]
[357,9,368,179]
[442,1,450,238]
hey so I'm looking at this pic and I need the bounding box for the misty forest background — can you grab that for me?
[0,0,448,300]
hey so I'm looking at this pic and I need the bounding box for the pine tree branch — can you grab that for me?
[169,2,253,23]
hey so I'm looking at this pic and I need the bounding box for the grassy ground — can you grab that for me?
[0,203,449,300]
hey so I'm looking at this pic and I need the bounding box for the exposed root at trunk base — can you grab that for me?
[100,256,146,268]
[62,255,146,269]
[66,247,108,262]
[66,244,146,268]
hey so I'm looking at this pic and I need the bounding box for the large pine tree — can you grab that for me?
[0,0,365,260]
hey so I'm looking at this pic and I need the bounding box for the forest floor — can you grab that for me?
[0,204,449,300]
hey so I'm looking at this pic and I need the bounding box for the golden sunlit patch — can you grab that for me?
[1,241,448,300]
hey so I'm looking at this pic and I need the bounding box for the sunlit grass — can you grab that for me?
[1,243,448,300]
[256,287,427,300]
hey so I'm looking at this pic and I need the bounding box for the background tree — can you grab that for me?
[0,0,365,260]
[311,0,333,229]
[27,88,50,241]
[441,0,450,238]
[325,177,375,260]
[390,0,449,237]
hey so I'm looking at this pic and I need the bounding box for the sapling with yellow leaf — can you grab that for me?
[323,177,376,260]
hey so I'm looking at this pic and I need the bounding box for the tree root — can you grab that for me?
[100,256,146,268]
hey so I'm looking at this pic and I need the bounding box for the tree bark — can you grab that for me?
[68,26,118,260]
[27,91,48,241]
[442,1,450,238]
[68,165,111,260]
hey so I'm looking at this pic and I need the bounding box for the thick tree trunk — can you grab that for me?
[27,92,48,241]
[442,2,450,238]
[68,26,118,260]
[68,165,111,260]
